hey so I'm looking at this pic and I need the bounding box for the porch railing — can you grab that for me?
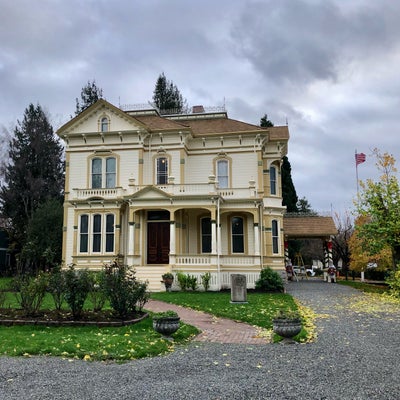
[70,183,260,201]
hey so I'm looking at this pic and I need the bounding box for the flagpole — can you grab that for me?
[355,149,360,203]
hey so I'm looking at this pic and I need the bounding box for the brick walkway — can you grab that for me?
[145,299,271,344]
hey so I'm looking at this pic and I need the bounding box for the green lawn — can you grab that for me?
[151,291,299,329]
[0,277,308,360]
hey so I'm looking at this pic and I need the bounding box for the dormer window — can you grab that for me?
[101,117,109,132]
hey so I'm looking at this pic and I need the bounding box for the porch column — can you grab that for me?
[170,213,176,255]
[211,219,217,254]
[128,211,135,256]
[254,223,260,256]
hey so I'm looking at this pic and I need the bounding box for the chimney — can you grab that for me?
[192,105,205,113]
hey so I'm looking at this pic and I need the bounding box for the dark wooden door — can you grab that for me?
[147,222,170,264]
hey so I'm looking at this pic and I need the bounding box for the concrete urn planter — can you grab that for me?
[152,312,180,339]
[272,318,302,339]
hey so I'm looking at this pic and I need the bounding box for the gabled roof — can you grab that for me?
[57,99,148,135]
[283,216,337,238]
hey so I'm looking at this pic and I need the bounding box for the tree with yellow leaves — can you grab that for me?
[355,148,400,269]
[348,215,392,272]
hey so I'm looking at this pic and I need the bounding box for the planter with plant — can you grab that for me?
[152,310,180,338]
[161,273,174,292]
[272,309,302,341]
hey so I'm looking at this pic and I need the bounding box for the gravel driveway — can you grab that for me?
[0,280,399,399]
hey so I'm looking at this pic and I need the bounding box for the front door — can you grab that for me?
[147,222,170,264]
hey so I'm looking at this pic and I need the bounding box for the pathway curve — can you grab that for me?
[145,299,269,344]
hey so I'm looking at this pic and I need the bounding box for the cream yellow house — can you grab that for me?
[57,99,289,291]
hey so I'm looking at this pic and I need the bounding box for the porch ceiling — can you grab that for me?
[283,216,337,239]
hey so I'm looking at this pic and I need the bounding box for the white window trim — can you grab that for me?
[78,213,115,255]
[91,157,116,189]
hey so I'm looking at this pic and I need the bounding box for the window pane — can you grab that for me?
[232,217,244,253]
[270,166,276,195]
[157,157,168,184]
[106,158,116,173]
[217,160,228,188]
[201,218,211,253]
[93,215,101,252]
[272,220,279,254]
[92,158,102,188]
[101,117,108,132]
[80,215,88,252]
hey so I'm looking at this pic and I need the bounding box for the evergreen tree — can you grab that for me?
[0,104,64,271]
[259,115,298,212]
[296,197,316,214]
[281,156,298,212]
[75,80,103,115]
[260,114,274,127]
[152,73,185,114]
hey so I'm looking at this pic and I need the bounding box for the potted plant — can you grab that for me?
[272,309,302,342]
[152,310,180,339]
[161,273,174,292]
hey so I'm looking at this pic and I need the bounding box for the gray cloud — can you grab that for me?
[1,0,400,214]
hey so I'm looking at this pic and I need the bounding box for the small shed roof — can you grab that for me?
[283,216,337,239]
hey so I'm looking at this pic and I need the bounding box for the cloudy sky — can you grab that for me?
[1,0,399,215]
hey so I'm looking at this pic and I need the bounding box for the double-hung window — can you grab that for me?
[270,166,277,195]
[217,159,228,188]
[91,157,116,188]
[272,220,279,254]
[231,216,244,253]
[101,117,109,132]
[201,217,211,253]
[79,214,115,254]
[157,157,168,184]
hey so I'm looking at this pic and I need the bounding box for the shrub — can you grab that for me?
[47,266,65,311]
[255,267,284,292]
[64,265,91,319]
[0,290,5,308]
[13,272,49,316]
[187,274,198,291]
[201,272,211,291]
[88,271,107,312]
[103,259,149,318]
[176,271,188,291]
[387,269,400,298]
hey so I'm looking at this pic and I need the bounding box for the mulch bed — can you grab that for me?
[0,308,148,327]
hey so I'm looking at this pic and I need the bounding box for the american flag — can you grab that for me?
[355,152,366,166]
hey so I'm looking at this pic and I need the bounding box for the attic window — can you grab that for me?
[101,117,109,132]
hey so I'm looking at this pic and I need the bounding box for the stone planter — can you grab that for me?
[153,316,180,339]
[162,278,174,292]
[272,318,302,341]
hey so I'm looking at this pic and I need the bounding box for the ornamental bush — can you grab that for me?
[64,265,91,319]
[387,269,400,298]
[13,272,49,316]
[255,267,284,292]
[103,259,149,318]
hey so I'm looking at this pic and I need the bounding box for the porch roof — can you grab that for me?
[283,215,337,239]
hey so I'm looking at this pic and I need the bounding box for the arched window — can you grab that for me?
[91,157,116,188]
[231,216,244,253]
[217,159,229,188]
[101,117,109,132]
[157,157,168,184]
[201,217,211,253]
[272,220,279,254]
[270,165,277,195]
